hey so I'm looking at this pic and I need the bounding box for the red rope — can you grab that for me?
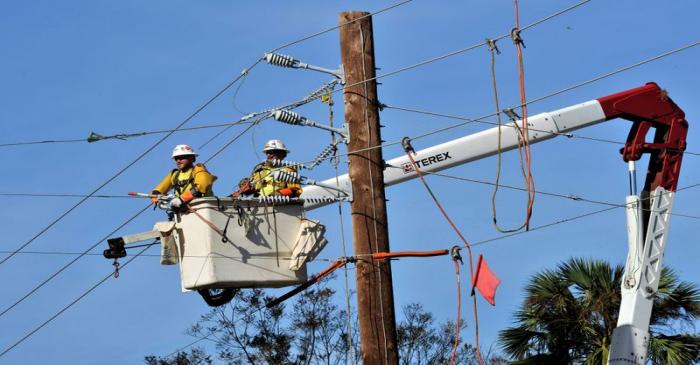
[514,0,536,230]
[267,259,348,308]
[403,149,483,365]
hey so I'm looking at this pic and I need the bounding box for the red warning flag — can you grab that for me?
[471,255,501,306]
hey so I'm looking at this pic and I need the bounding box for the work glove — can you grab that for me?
[170,197,183,208]
[238,178,255,195]
[277,188,293,197]
[150,191,161,204]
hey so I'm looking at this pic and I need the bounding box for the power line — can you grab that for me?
[0,204,151,318]
[0,124,256,354]
[266,0,413,54]
[0,138,85,148]
[0,60,263,268]
[0,2,415,355]
[0,250,337,261]
[0,120,255,148]
[302,38,700,167]
[469,181,700,248]
[407,168,700,220]
[0,0,413,150]
[322,0,592,104]
[0,118,261,322]
[0,193,132,199]
[0,244,154,359]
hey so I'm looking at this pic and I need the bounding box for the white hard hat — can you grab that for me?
[172,144,198,158]
[262,139,289,153]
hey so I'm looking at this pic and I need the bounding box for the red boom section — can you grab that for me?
[597,82,688,192]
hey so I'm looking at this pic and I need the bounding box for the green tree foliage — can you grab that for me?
[498,258,700,364]
[397,303,507,365]
[145,280,505,364]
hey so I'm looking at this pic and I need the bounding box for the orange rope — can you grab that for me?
[403,147,483,365]
[267,259,348,308]
[513,0,536,230]
[189,208,231,241]
[268,249,453,307]
[371,249,449,261]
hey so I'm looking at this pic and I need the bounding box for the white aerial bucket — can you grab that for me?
[172,198,326,291]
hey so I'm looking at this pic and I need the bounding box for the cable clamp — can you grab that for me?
[401,137,416,155]
[502,108,521,121]
[451,246,463,265]
[112,258,120,278]
[485,38,501,55]
[510,27,526,48]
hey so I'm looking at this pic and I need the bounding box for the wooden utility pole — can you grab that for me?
[339,11,398,364]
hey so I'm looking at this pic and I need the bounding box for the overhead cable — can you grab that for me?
[0,204,151,318]
[0,1,417,353]
[0,244,153,359]
[302,38,700,167]
[0,59,263,268]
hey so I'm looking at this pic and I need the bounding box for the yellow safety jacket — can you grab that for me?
[152,164,216,198]
[250,163,302,197]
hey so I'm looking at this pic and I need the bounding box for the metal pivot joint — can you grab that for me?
[605,82,689,365]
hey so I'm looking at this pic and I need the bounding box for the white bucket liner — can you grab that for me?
[173,198,326,291]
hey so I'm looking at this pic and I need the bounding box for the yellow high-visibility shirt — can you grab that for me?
[250,163,302,197]
[152,164,216,197]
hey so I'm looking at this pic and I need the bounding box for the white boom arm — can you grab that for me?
[302,99,607,208]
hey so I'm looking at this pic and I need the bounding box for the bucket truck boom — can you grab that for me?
[302,82,688,363]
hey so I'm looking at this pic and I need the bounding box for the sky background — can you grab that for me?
[1,1,699,363]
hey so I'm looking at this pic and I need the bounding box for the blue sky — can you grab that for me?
[1,1,699,363]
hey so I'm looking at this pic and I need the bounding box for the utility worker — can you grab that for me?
[234,139,302,198]
[152,144,217,208]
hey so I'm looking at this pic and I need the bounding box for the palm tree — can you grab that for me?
[498,258,700,364]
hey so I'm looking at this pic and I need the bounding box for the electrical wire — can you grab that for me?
[386,166,700,220]
[267,0,413,54]
[0,118,262,324]
[0,138,85,148]
[0,0,413,150]
[320,0,592,105]
[0,60,343,330]
[0,59,263,268]
[468,181,700,248]
[5,181,698,360]
[8,182,700,261]
[361,23,392,364]
[0,2,417,355]
[0,193,133,199]
[301,38,700,168]
[402,146,483,361]
[0,120,256,148]
[0,204,151,318]
[0,121,262,358]
[0,244,154,359]
[325,87,357,365]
